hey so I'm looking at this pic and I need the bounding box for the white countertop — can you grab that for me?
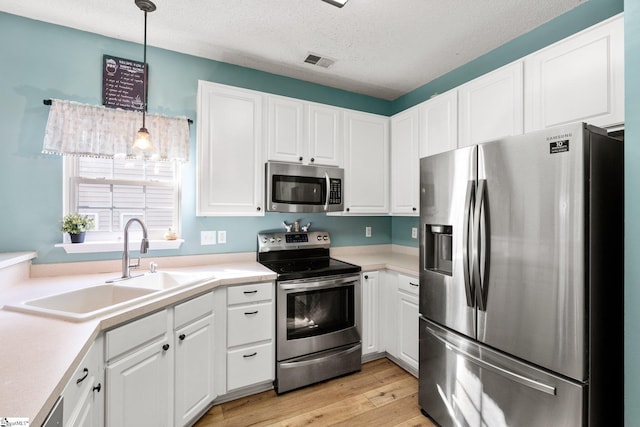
[0,245,418,425]
[332,244,419,276]
[0,251,37,269]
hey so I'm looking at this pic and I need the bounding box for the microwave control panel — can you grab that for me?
[329,178,342,205]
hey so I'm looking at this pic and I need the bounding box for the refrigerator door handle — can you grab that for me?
[463,180,476,308]
[426,324,557,396]
[473,179,490,311]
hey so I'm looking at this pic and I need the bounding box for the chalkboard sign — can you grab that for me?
[102,55,147,111]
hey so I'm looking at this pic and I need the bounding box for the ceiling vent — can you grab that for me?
[304,53,335,68]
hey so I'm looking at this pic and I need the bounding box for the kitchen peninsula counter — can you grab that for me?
[0,254,275,427]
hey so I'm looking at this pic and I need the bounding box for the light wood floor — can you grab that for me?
[194,358,436,427]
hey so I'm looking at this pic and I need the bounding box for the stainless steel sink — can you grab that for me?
[4,271,212,322]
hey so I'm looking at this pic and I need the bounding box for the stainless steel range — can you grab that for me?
[257,230,362,394]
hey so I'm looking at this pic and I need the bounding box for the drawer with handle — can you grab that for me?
[227,342,273,391]
[227,282,273,305]
[398,274,420,296]
[227,301,273,347]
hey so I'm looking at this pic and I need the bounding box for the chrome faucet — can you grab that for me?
[121,218,149,279]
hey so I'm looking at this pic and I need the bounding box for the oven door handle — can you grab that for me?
[279,276,358,291]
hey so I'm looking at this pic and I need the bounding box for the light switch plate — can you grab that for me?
[412,227,418,239]
[217,230,226,244]
[201,230,216,245]
[365,226,372,237]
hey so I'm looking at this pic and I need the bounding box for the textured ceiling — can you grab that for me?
[0,0,585,100]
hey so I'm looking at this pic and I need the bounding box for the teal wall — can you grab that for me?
[625,0,640,423]
[392,216,419,248]
[0,12,393,264]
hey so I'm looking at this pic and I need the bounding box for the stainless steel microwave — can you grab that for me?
[265,162,344,213]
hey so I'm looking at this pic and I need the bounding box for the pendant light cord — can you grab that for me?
[142,9,147,129]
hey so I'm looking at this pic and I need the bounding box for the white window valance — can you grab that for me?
[42,99,190,162]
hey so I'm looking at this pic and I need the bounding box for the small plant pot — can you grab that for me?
[69,232,86,243]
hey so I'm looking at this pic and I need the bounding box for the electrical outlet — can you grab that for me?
[218,230,227,244]
[412,227,418,239]
[201,230,216,245]
[365,226,372,237]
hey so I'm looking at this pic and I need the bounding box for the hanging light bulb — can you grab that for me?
[133,0,156,152]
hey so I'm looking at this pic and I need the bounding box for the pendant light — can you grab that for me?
[133,0,156,152]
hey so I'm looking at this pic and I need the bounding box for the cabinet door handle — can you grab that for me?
[244,310,259,316]
[179,334,186,341]
[364,275,369,279]
[257,206,261,212]
[299,156,303,161]
[409,282,419,287]
[310,157,315,163]
[76,368,89,384]
[92,383,102,393]
[412,207,417,211]
[243,290,258,295]
[243,352,258,358]
[162,344,170,351]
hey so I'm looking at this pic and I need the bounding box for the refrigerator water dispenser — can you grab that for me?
[425,225,452,275]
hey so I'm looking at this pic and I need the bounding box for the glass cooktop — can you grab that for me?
[260,257,361,281]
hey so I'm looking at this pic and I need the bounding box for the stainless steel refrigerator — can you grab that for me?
[418,123,623,427]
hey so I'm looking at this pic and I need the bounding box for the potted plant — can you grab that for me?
[61,213,95,243]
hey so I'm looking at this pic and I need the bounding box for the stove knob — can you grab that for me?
[270,237,275,243]
[262,237,267,243]
[317,235,322,241]
[323,235,328,241]
[277,237,282,242]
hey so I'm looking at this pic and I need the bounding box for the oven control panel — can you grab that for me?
[258,231,330,252]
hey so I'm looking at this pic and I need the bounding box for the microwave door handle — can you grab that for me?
[324,172,330,211]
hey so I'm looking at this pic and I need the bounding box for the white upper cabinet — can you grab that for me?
[267,96,343,167]
[458,62,524,147]
[343,110,390,214]
[419,89,458,157]
[524,14,624,131]
[307,103,343,166]
[197,81,264,216]
[267,95,305,164]
[391,106,420,215]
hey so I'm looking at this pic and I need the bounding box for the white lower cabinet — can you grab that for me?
[225,282,275,392]
[396,274,419,372]
[62,281,279,427]
[174,292,216,427]
[363,270,419,375]
[361,272,380,356]
[62,336,104,427]
[105,291,217,427]
[105,309,172,427]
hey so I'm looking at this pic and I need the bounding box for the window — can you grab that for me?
[63,156,181,241]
